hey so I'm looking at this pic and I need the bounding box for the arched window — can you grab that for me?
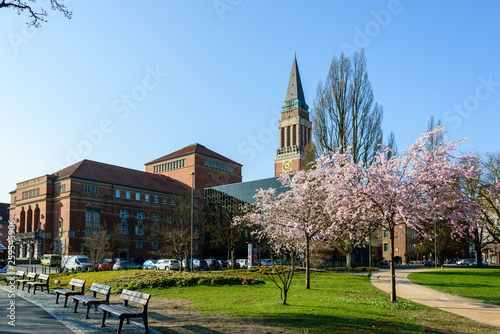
[135,221,144,236]
[119,220,128,235]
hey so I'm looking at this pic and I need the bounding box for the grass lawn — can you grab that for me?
[408,267,500,306]
[3,270,498,333]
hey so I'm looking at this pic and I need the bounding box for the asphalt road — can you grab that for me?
[0,286,73,334]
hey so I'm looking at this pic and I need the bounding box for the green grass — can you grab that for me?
[3,270,498,333]
[408,267,500,306]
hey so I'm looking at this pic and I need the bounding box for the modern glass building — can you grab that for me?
[205,177,288,208]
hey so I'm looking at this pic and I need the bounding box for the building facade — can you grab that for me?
[9,145,241,261]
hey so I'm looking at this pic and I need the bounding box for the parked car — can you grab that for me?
[227,259,240,269]
[457,259,469,266]
[154,259,180,271]
[183,258,208,271]
[98,259,117,271]
[142,259,158,270]
[218,259,229,269]
[113,260,142,270]
[424,260,435,267]
[236,259,248,269]
[260,259,274,266]
[205,258,222,270]
[62,255,93,271]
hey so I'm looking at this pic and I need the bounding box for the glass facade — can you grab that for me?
[205,177,287,208]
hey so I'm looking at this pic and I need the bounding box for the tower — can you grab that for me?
[274,53,312,176]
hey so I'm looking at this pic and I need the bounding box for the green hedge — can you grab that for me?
[113,274,264,293]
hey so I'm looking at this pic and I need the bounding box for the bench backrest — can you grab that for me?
[90,283,111,299]
[37,274,50,282]
[69,278,86,291]
[120,289,151,312]
[26,272,37,279]
[15,271,25,278]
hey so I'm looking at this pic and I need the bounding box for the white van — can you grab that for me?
[62,255,93,271]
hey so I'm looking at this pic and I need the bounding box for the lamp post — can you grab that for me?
[190,172,194,272]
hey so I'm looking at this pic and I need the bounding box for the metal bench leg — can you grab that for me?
[118,317,125,334]
[64,295,69,307]
[27,284,32,293]
[126,316,130,324]
[33,286,37,295]
[85,304,91,319]
[100,310,107,327]
[143,314,149,333]
[74,299,79,313]
[56,293,60,304]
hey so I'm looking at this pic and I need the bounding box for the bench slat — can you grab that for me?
[100,304,142,316]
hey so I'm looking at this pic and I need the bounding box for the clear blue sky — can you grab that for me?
[1,1,499,203]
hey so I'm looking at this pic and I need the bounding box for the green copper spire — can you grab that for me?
[282,52,309,111]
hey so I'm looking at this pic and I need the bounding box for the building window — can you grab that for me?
[151,241,159,250]
[154,195,158,203]
[383,230,388,238]
[56,184,66,194]
[116,189,121,198]
[126,191,131,199]
[135,221,144,235]
[136,241,144,249]
[136,211,145,220]
[119,210,129,218]
[84,185,91,193]
[171,198,175,206]
[135,193,141,201]
[152,214,160,222]
[92,186,99,194]
[119,220,128,235]
[22,188,40,200]
[145,194,150,202]
[163,197,167,204]
[195,243,199,251]
[383,243,389,252]
[85,208,100,237]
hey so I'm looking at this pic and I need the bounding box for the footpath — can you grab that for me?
[371,268,500,329]
[0,284,162,334]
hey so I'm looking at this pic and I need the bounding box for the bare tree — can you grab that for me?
[312,50,383,163]
[312,49,383,267]
[144,193,202,269]
[83,228,111,269]
[0,0,72,27]
[204,193,251,269]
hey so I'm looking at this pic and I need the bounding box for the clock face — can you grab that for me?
[282,160,292,173]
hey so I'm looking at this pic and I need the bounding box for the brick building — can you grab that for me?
[9,145,241,261]
[381,226,419,265]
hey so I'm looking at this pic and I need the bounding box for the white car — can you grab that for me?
[236,259,248,269]
[457,259,469,266]
[154,259,180,271]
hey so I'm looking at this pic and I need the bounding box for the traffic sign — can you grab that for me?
[28,248,33,254]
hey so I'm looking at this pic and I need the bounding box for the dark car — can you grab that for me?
[424,261,434,267]
[205,258,222,270]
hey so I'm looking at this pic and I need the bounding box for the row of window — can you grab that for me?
[22,188,40,200]
[204,159,234,173]
[56,184,66,194]
[135,241,199,250]
[153,159,186,173]
[84,185,99,194]
[115,190,175,205]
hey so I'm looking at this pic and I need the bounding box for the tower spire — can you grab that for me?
[283,53,308,111]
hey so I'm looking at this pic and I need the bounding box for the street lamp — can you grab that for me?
[190,172,194,272]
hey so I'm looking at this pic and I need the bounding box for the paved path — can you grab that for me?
[0,283,161,334]
[371,268,500,329]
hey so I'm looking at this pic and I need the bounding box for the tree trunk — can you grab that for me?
[305,236,310,289]
[475,245,483,266]
[389,227,397,303]
[230,249,236,270]
[345,251,356,268]
[282,287,288,305]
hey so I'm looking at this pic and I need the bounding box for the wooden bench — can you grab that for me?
[54,278,86,307]
[99,289,151,334]
[26,274,50,294]
[72,283,111,319]
[4,271,24,283]
[15,272,36,291]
